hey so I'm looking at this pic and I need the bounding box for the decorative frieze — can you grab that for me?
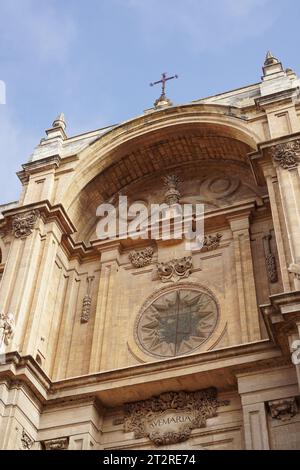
[43,437,69,450]
[268,397,298,421]
[201,233,223,251]
[81,276,95,323]
[157,256,192,283]
[0,312,15,348]
[271,140,300,169]
[12,210,39,239]
[21,430,34,450]
[124,388,229,446]
[129,247,154,268]
[263,234,278,283]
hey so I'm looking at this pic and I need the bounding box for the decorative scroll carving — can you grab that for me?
[0,312,15,348]
[268,398,298,421]
[124,388,229,446]
[271,140,300,169]
[129,247,154,268]
[12,210,39,239]
[163,174,181,205]
[81,276,95,323]
[263,234,278,283]
[157,256,192,283]
[43,437,69,450]
[201,233,222,251]
[21,430,33,450]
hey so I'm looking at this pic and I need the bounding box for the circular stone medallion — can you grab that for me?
[136,287,218,358]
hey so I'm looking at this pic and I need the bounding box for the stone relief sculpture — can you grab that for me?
[129,247,154,268]
[0,312,15,349]
[43,437,69,450]
[271,140,300,169]
[80,276,95,323]
[201,233,223,251]
[12,210,39,239]
[21,430,34,450]
[268,398,298,421]
[124,388,229,446]
[136,287,218,358]
[157,256,192,283]
[263,234,278,283]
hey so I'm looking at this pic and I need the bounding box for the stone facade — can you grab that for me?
[0,52,300,450]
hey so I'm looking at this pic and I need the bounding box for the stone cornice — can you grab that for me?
[261,290,300,354]
[255,87,300,110]
[17,155,62,184]
[2,200,76,237]
[0,340,284,409]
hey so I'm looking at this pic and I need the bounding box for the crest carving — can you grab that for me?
[157,256,192,283]
[129,247,154,268]
[271,140,300,169]
[12,210,39,239]
[124,388,229,446]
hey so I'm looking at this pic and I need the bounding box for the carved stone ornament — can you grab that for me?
[136,286,218,358]
[271,140,300,169]
[201,233,223,251]
[81,276,95,323]
[263,234,278,283]
[129,247,154,268]
[124,388,229,446]
[43,437,69,450]
[268,397,298,421]
[289,263,300,281]
[0,312,15,348]
[21,430,34,450]
[12,210,39,239]
[163,174,181,205]
[157,256,192,283]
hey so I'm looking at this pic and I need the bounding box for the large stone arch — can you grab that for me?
[61,104,264,239]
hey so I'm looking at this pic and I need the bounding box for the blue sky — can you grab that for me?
[0,0,300,203]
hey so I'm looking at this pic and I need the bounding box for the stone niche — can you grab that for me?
[124,388,229,446]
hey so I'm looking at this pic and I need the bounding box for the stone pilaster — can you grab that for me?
[89,243,121,373]
[228,214,260,342]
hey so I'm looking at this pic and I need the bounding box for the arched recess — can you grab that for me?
[59,106,265,242]
[60,105,263,218]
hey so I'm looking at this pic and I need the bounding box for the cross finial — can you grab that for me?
[150,72,178,108]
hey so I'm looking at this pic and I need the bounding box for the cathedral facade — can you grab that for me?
[0,53,300,450]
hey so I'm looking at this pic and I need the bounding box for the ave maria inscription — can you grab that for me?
[124,388,229,446]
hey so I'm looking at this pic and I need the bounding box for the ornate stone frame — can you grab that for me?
[128,281,224,362]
